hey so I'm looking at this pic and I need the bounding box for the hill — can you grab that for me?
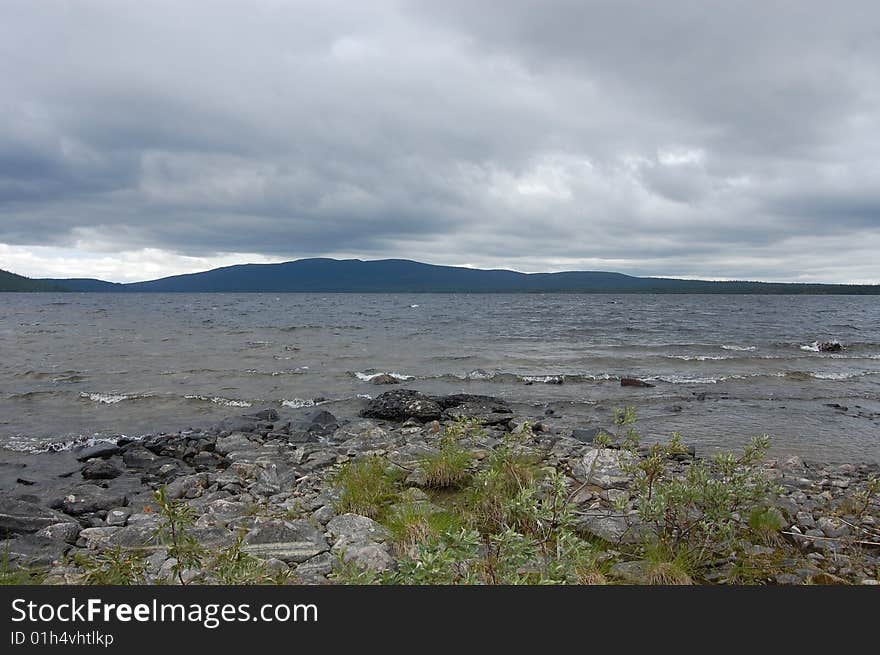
[0,269,65,292]
[36,258,880,294]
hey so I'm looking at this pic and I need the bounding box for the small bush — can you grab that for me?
[331,456,404,519]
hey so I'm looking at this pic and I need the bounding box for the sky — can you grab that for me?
[1,1,879,284]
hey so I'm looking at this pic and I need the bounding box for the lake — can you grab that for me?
[1,293,878,462]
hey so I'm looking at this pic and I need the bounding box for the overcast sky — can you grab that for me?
[1,1,879,283]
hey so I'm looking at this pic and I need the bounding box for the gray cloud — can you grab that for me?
[0,0,879,282]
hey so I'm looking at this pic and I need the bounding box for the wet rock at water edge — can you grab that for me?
[74,442,121,462]
[287,409,339,442]
[360,389,442,422]
[621,377,655,388]
[369,374,400,385]
[817,341,843,353]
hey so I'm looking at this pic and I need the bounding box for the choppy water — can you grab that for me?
[1,293,879,462]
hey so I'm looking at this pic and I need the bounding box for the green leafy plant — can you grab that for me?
[330,456,404,519]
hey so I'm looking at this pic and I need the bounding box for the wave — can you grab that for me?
[184,395,253,408]
[353,371,414,382]
[80,392,154,405]
[721,345,757,351]
[281,398,318,409]
[2,433,133,455]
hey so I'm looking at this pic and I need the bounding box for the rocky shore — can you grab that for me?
[2,389,878,585]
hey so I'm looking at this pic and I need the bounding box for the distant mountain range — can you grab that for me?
[0,268,65,292]
[1,258,878,293]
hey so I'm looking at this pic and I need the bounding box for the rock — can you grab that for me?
[294,552,335,584]
[59,485,128,515]
[76,526,120,550]
[164,473,210,500]
[288,410,339,442]
[571,427,607,444]
[575,513,648,544]
[214,434,254,456]
[81,459,122,480]
[0,496,72,536]
[370,374,400,385]
[105,508,131,526]
[621,377,655,388]
[311,505,336,525]
[341,543,396,573]
[439,394,513,426]
[817,341,843,353]
[243,520,329,564]
[215,416,259,434]
[609,560,649,583]
[0,535,70,568]
[35,522,81,544]
[75,442,121,461]
[327,513,390,547]
[243,408,279,422]
[122,446,162,470]
[571,449,634,489]
[16,477,36,486]
[817,516,850,539]
[360,389,442,422]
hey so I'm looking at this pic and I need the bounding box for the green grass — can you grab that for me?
[330,456,406,520]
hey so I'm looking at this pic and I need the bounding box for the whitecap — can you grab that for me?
[81,392,135,404]
[185,395,253,408]
[354,371,414,382]
[721,345,757,351]
[281,398,316,409]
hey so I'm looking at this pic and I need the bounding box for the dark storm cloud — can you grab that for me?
[1,0,879,281]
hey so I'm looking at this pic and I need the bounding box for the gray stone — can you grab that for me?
[77,526,121,549]
[122,446,161,469]
[571,449,634,489]
[164,473,210,500]
[59,485,128,515]
[0,496,72,536]
[35,522,81,544]
[294,552,335,584]
[0,535,70,568]
[575,512,648,544]
[75,443,121,461]
[817,516,850,539]
[105,508,131,526]
[341,543,396,572]
[81,459,122,480]
[327,513,390,547]
[571,427,607,444]
[311,505,336,525]
[288,410,339,442]
[609,560,649,583]
[243,520,329,564]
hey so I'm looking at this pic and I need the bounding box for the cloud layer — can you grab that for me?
[1,0,879,282]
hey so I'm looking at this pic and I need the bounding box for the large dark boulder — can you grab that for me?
[360,390,442,422]
[621,377,655,388]
[287,410,339,443]
[817,341,843,353]
[438,394,513,426]
[57,485,128,516]
[0,496,72,537]
[0,535,70,568]
[81,459,122,480]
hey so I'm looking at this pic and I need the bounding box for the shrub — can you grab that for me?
[330,456,404,519]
